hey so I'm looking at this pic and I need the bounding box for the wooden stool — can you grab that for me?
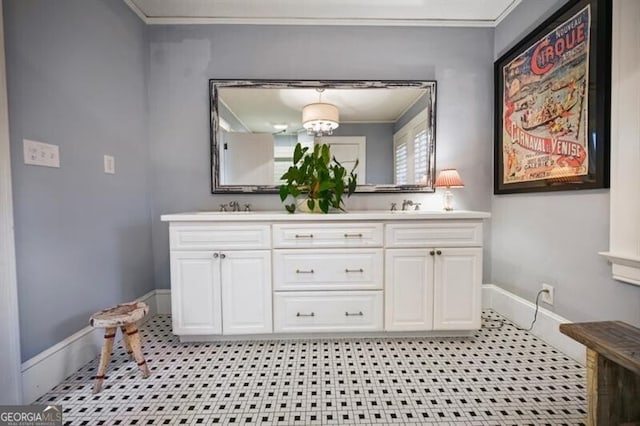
[90,301,151,393]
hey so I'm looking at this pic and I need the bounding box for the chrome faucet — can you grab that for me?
[402,199,414,211]
[229,200,240,212]
[390,202,397,212]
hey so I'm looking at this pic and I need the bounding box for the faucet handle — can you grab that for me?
[390,202,397,211]
[244,203,251,212]
[413,202,422,211]
[220,203,228,212]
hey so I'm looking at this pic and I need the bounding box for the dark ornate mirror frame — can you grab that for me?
[210,79,437,194]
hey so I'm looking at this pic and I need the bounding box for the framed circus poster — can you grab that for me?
[494,0,611,194]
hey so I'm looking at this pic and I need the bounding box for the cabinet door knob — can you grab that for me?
[429,250,435,256]
[436,250,442,255]
[296,312,314,317]
[213,253,219,258]
[220,253,226,259]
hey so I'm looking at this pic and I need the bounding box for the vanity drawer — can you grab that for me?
[273,249,383,290]
[273,290,383,333]
[273,223,383,248]
[385,221,482,248]
[169,224,271,250]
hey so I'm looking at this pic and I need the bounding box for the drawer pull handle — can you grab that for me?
[345,268,364,273]
[296,312,315,317]
[345,311,363,317]
[295,234,314,239]
[296,269,315,274]
[344,233,363,238]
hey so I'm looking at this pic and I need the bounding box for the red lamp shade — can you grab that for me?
[434,169,464,188]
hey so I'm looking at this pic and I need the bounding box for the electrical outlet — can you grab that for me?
[541,283,554,305]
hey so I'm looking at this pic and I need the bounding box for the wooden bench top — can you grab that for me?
[560,321,640,376]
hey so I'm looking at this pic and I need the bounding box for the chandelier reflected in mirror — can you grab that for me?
[302,88,339,136]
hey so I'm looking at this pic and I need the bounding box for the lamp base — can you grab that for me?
[443,190,454,211]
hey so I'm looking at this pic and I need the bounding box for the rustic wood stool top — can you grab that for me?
[90,301,149,328]
[560,320,640,376]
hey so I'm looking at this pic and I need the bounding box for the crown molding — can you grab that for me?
[124,0,522,28]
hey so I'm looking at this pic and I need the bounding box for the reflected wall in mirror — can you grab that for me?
[210,80,437,193]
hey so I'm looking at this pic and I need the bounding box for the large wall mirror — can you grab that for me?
[210,80,436,193]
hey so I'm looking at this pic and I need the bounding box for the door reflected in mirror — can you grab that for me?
[211,80,436,193]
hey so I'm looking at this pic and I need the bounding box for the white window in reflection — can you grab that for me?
[393,109,429,185]
[394,137,408,185]
[413,126,428,185]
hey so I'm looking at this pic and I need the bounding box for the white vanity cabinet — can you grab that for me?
[433,247,482,330]
[272,223,384,333]
[162,211,489,341]
[385,222,483,331]
[170,250,222,335]
[384,249,434,331]
[168,223,272,337]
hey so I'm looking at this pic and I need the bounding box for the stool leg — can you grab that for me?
[123,323,150,378]
[120,326,133,360]
[93,327,116,394]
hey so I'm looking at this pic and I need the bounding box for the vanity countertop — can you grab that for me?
[161,210,491,222]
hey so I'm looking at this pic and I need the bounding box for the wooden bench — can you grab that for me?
[560,321,640,426]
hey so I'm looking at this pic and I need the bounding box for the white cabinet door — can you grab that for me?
[221,250,273,335]
[433,248,482,330]
[170,251,222,335]
[384,249,434,331]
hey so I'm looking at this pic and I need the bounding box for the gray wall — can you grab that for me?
[492,0,640,326]
[331,122,394,184]
[148,24,495,289]
[4,0,154,361]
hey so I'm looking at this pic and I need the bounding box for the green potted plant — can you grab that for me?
[279,143,358,213]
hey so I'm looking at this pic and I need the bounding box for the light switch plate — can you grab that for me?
[104,155,115,174]
[23,139,60,168]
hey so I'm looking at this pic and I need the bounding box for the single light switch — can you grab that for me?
[23,139,60,168]
[104,155,115,174]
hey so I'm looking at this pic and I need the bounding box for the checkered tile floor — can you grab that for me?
[37,310,587,425]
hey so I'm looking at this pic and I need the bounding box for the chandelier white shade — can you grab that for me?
[302,102,339,136]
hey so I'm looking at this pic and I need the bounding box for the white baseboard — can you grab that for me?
[155,289,172,314]
[21,289,159,404]
[482,284,585,365]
